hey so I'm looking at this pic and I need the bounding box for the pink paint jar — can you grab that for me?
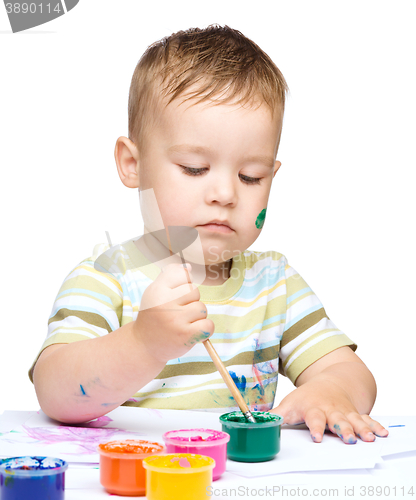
[162,429,229,480]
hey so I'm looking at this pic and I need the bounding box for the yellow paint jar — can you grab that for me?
[142,453,215,500]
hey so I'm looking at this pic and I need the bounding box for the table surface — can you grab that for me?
[1,410,415,500]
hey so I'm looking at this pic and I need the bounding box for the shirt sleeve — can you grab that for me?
[279,261,357,384]
[28,243,124,382]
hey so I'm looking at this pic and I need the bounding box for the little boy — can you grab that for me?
[30,25,388,444]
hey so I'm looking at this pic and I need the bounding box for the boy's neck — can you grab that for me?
[201,259,232,286]
[133,233,232,286]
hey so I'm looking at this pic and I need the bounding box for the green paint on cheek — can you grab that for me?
[255,208,267,229]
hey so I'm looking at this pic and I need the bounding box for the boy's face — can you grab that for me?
[117,96,282,275]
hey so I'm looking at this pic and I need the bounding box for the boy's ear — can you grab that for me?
[273,160,282,178]
[114,136,140,188]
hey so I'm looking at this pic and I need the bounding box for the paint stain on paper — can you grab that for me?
[21,425,125,454]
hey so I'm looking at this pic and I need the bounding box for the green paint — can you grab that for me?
[220,411,283,462]
[185,331,210,347]
[255,209,267,229]
[222,411,278,423]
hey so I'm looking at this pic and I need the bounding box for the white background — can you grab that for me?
[0,1,415,416]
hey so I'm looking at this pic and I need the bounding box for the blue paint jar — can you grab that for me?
[0,456,68,500]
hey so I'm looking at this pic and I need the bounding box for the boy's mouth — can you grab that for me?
[199,220,234,233]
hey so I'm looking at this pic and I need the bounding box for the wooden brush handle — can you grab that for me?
[180,255,255,421]
[203,339,251,414]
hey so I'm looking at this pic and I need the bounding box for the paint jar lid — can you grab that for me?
[97,439,164,459]
[163,428,230,447]
[220,411,284,428]
[0,456,68,477]
[143,453,215,474]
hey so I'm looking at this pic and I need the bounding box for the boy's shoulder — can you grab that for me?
[241,249,288,268]
[90,239,142,276]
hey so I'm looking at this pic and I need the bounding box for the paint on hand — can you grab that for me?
[80,385,88,396]
[333,424,343,440]
[255,208,267,229]
[185,331,210,347]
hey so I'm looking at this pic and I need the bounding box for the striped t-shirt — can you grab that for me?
[29,239,356,413]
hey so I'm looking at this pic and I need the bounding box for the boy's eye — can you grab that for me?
[179,166,261,185]
[239,174,261,185]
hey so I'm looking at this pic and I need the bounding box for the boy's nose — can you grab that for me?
[205,174,238,206]
[205,167,240,205]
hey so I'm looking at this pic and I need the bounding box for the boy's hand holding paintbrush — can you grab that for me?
[135,263,214,363]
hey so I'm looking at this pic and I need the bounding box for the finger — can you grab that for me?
[189,318,215,340]
[361,415,389,437]
[354,414,388,440]
[184,329,212,347]
[303,408,327,443]
[174,283,200,305]
[184,301,208,322]
[270,405,303,427]
[160,263,195,288]
[327,413,357,444]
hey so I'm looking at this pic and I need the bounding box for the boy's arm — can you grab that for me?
[271,346,389,443]
[33,263,214,424]
[33,321,166,423]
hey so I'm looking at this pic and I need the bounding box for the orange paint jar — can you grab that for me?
[97,440,164,496]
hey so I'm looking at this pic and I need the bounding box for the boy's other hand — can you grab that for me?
[133,263,215,364]
[271,347,389,444]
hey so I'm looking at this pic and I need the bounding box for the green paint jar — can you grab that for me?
[219,411,283,462]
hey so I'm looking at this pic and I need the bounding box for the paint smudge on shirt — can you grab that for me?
[229,371,247,393]
[252,338,278,409]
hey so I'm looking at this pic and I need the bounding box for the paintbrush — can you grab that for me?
[162,225,256,423]
[201,333,257,423]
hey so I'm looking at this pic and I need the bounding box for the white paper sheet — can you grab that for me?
[226,424,385,477]
[0,410,37,427]
[380,416,416,457]
[0,407,221,464]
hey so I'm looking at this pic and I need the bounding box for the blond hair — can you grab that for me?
[128,25,289,149]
